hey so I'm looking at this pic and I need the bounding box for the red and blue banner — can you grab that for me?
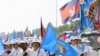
[60,0,80,24]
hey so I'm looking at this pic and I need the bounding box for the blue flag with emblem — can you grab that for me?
[17,31,24,38]
[41,23,78,56]
[58,39,78,56]
[40,23,58,54]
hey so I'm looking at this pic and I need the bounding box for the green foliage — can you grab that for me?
[34,20,80,35]
[34,28,40,36]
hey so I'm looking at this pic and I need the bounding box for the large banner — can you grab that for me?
[25,37,35,43]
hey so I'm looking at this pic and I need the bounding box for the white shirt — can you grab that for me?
[71,45,83,56]
[30,48,47,56]
[84,46,93,56]
[22,48,32,56]
[10,47,23,56]
[1,51,12,56]
[98,49,100,56]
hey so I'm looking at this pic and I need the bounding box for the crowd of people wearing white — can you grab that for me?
[65,36,93,56]
[0,36,93,56]
[1,39,47,56]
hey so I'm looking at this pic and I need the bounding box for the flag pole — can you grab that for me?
[79,0,85,37]
[56,0,58,27]
[78,0,82,37]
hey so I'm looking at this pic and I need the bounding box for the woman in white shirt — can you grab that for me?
[10,40,23,56]
[30,39,47,56]
[20,40,32,56]
[82,38,93,56]
[1,41,12,56]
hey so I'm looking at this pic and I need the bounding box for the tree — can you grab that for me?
[34,20,80,35]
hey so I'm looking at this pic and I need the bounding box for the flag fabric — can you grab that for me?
[58,39,78,56]
[60,0,80,24]
[72,25,80,35]
[65,1,94,38]
[66,25,80,39]
[80,0,94,19]
[80,4,93,31]
[41,23,78,56]
[88,0,98,20]
[24,27,31,37]
[94,0,100,32]
[17,31,24,38]
[80,17,91,31]
[58,33,67,41]
[9,31,16,41]
[25,26,28,31]
[32,30,34,36]
[87,21,94,31]
[4,35,9,42]
[84,0,94,8]
[41,23,58,54]
[0,38,4,52]
[40,19,46,40]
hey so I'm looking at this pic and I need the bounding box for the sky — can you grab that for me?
[0,0,71,33]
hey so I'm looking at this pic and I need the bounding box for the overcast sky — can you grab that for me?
[0,0,70,33]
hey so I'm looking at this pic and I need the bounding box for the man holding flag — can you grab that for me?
[40,23,78,56]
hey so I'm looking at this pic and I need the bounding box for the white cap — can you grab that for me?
[70,36,81,40]
[19,39,28,43]
[82,38,90,42]
[70,36,74,40]
[10,40,15,44]
[20,40,27,43]
[31,38,41,43]
[10,39,20,44]
[76,37,81,40]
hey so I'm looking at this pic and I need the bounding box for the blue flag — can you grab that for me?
[58,39,78,56]
[84,0,94,8]
[80,4,92,31]
[0,38,4,52]
[17,31,24,38]
[41,23,78,56]
[67,26,80,39]
[9,31,16,41]
[41,23,58,54]
[32,30,34,36]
